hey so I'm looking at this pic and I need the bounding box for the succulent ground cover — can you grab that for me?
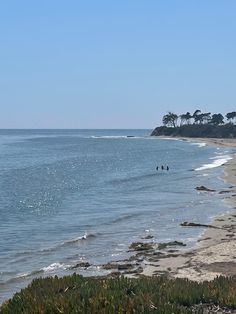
[2,275,236,313]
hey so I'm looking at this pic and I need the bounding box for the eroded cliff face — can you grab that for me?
[151,124,236,138]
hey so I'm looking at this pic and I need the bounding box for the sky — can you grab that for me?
[0,1,236,129]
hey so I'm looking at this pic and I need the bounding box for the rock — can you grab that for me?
[125,266,143,275]
[129,242,154,251]
[70,262,90,269]
[153,251,164,256]
[103,262,136,271]
[197,237,211,242]
[117,263,134,271]
[195,185,216,192]
[219,190,231,194]
[181,221,221,229]
[157,241,186,250]
[103,263,118,270]
[141,235,154,239]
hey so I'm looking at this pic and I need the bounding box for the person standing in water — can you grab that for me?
[156,166,158,171]
[161,165,164,170]
[167,166,169,171]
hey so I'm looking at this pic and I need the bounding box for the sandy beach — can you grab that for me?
[140,137,236,281]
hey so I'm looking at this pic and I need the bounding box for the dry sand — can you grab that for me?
[142,138,236,281]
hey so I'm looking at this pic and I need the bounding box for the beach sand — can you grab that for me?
[141,138,236,281]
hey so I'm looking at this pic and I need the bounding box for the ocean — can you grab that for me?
[0,129,233,303]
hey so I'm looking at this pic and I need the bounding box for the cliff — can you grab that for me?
[151,124,236,138]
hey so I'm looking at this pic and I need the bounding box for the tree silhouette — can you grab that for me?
[185,112,192,125]
[192,110,201,124]
[201,112,211,124]
[162,112,178,127]
[226,112,236,124]
[161,109,234,128]
[210,113,224,125]
[179,112,192,125]
[179,114,187,126]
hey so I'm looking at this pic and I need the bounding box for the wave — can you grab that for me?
[109,173,158,185]
[2,262,70,285]
[209,154,231,160]
[195,155,232,171]
[61,233,96,245]
[42,262,69,273]
[155,137,180,141]
[190,142,206,147]
[11,233,96,260]
[112,212,144,224]
[16,269,44,279]
[38,233,96,253]
[90,135,140,139]
[1,269,44,286]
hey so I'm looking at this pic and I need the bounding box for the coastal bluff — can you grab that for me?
[151,124,236,138]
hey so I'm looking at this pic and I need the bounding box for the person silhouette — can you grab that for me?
[156,166,158,171]
[161,165,164,170]
[167,166,169,171]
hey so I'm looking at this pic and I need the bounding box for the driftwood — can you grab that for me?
[180,221,221,229]
[157,241,186,250]
[195,186,216,192]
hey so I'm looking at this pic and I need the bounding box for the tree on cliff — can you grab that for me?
[192,110,201,124]
[161,109,234,127]
[162,112,178,127]
[202,112,211,124]
[226,112,236,124]
[179,112,192,125]
[210,113,224,125]
[185,112,192,124]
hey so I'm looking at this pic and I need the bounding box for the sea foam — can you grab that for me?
[195,155,232,171]
[191,142,207,147]
[42,262,69,273]
[91,135,133,139]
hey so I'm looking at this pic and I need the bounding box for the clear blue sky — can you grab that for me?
[0,1,235,128]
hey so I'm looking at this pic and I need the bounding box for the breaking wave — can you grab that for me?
[42,262,69,273]
[195,155,232,171]
[191,142,207,147]
[90,135,140,139]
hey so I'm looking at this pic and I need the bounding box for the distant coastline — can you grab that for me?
[151,124,236,138]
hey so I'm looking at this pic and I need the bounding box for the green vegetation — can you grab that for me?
[162,110,236,127]
[151,110,236,137]
[151,123,236,138]
[2,274,236,313]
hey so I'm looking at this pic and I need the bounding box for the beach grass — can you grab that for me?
[1,274,236,313]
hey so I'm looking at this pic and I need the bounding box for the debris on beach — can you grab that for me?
[180,221,221,229]
[219,190,232,194]
[129,242,154,252]
[157,241,186,250]
[195,185,216,192]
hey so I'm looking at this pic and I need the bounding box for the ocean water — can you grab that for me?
[0,129,234,303]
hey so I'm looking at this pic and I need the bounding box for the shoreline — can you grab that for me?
[140,137,236,281]
[2,136,236,305]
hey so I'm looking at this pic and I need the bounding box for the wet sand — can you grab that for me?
[141,137,236,281]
